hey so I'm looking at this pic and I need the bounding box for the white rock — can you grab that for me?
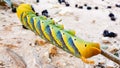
[106,61,115,68]
[102,37,111,43]
[43,52,52,63]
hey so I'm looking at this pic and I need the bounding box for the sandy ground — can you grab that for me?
[0,0,120,68]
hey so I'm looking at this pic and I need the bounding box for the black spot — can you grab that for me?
[108,32,117,37]
[36,0,39,3]
[12,7,16,13]
[65,2,70,7]
[94,6,98,10]
[29,43,32,46]
[115,4,120,8]
[111,17,116,21]
[74,39,76,40]
[103,30,109,37]
[109,13,114,18]
[85,44,87,47]
[108,13,116,21]
[103,30,117,38]
[42,9,49,17]
[84,4,87,6]
[75,4,78,7]
[87,6,92,10]
[114,52,119,57]
[58,0,65,4]
[78,6,83,9]
[107,6,112,9]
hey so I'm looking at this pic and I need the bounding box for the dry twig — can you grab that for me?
[101,49,120,65]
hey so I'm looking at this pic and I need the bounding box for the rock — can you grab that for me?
[11,7,16,13]
[106,61,115,68]
[108,46,119,54]
[43,52,52,63]
[101,45,108,49]
[102,37,111,43]
[94,62,105,68]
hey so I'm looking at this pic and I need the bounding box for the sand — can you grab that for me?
[0,0,120,68]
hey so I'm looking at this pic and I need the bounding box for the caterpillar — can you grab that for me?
[17,4,101,64]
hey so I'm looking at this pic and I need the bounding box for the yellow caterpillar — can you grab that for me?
[17,4,101,64]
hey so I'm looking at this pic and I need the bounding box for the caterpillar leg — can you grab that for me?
[35,39,47,46]
[49,46,57,58]
[81,56,94,64]
[22,25,28,29]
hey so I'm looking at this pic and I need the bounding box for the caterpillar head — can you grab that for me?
[17,4,35,19]
[81,42,101,58]
[73,38,101,58]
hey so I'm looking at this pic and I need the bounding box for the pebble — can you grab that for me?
[42,9,49,17]
[43,52,52,63]
[114,52,119,57]
[115,4,120,8]
[12,7,16,13]
[108,32,117,37]
[107,6,112,9]
[108,46,119,54]
[106,61,115,68]
[65,2,70,7]
[84,4,87,6]
[110,17,116,21]
[94,62,105,68]
[58,0,65,4]
[103,30,109,37]
[94,6,98,10]
[102,37,110,43]
[78,6,83,9]
[87,6,92,10]
[109,13,114,18]
[36,0,39,3]
[103,30,117,38]
[75,4,78,7]
[108,13,116,21]
[101,45,108,49]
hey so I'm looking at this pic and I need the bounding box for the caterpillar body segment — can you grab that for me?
[26,13,36,31]
[17,4,101,64]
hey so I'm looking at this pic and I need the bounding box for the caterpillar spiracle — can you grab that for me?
[17,4,101,64]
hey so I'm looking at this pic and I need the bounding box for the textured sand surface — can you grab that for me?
[0,0,120,68]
